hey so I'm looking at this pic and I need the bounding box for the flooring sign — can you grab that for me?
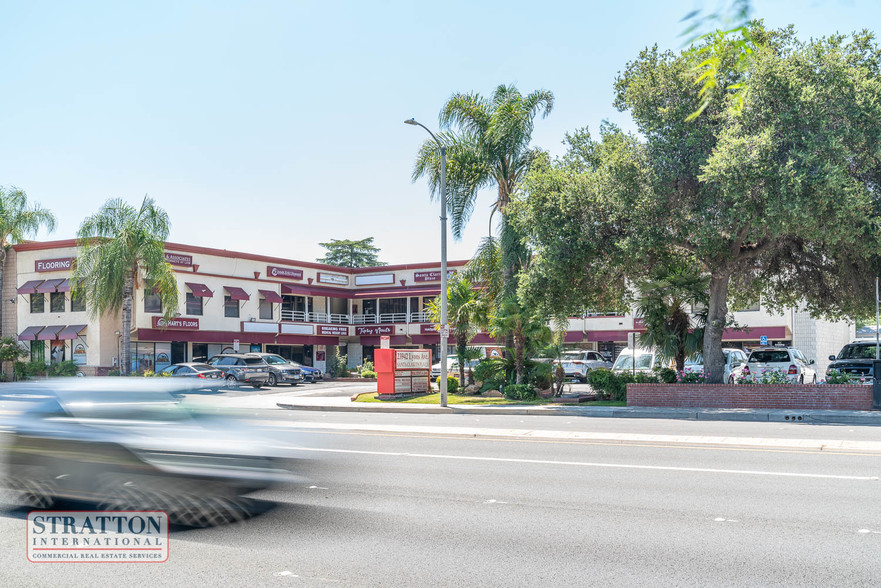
[27,511,169,562]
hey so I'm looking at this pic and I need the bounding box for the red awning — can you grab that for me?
[57,324,87,340]
[18,326,44,341]
[281,283,353,299]
[17,280,44,295]
[36,278,65,293]
[185,282,213,297]
[224,286,250,301]
[258,289,283,303]
[564,331,584,343]
[56,278,72,293]
[351,287,440,299]
[37,325,65,340]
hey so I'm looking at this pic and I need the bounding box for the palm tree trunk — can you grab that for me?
[456,336,466,386]
[514,331,524,385]
[121,273,134,375]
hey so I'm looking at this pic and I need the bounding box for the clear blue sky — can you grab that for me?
[1,1,877,264]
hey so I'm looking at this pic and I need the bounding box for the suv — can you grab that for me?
[742,346,817,383]
[554,350,612,382]
[206,354,270,388]
[249,353,303,386]
[826,339,880,383]
[684,349,748,384]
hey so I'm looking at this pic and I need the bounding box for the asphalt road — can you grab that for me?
[2,411,880,587]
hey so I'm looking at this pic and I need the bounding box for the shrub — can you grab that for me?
[824,369,856,384]
[143,369,156,377]
[739,370,793,384]
[503,383,536,401]
[675,371,707,383]
[14,360,47,380]
[435,375,459,393]
[108,369,122,376]
[327,351,347,377]
[656,367,677,383]
[361,361,374,373]
[474,358,505,383]
[361,369,377,378]
[47,361,78,377]
[480,378,505,393]
[528,361,553,390]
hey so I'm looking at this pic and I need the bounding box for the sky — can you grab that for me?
[1,0,877,265]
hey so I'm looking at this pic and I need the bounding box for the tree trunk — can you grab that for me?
[514,331,524,385]
[121,273,134,375]
[702,272,731,384]
[456,336,466,386]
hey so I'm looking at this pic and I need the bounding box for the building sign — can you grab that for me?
[413,269,456,282]
[35,257,74,272]
[318,325,348,336]
[317,272,348,286]
[354,273,395,286]
[395,350,431,370]
[164,252,193,266]
[152,317,200,330]
[267,265,303,280]
[356,325,394,336]
[420,323,440,334]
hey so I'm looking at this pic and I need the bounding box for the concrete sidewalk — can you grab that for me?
[275,396,881,425]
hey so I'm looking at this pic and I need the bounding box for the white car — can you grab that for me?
[430,355,478,380]
[742,346,817,383]
[553,350,612,382]
[684,349,748,383]
[611,348,672,373]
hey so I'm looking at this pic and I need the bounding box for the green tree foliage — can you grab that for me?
[426,275,486,385]
[73,197,179,376]
[316,237,385,268]
[0,336,28,362]
[0,187,56,337]
[490,299,551,385]
[515,27,881,383]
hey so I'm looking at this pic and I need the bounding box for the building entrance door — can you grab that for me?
[171,342,187,364]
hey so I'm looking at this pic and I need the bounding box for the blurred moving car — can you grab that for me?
[742,346,817,383]
[825,339,880,382]
[554,350,612,383]
[1,380,303,526]
[206,353,270,388]
[248,353,303,387]
[683,349,748,383]
[159,362,224,380]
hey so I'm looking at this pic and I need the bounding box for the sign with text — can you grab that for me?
[164,252,193,266]
[380,335,390,349]
[317,272,348,286]
[413,269,456,282]
[267,265,303,280]
[356,325,393,336]
[35,257,74,272]
[318,325,348,336]
[420,323,439,334]
[395,350,431,370]
[354,273,395,286]
[152,316,200,330]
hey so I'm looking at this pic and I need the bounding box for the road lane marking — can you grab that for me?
[296,447,881,481]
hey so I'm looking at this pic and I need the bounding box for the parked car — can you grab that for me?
[206,353,271,388]
[611,348,672,373]
[683,349,748,384]
[430,355,460,379]
[826,339,880,383]
[159,362,224,381]
[742,346,817,383]
[290,362,322,383]
[553,350,612,383]
[247,353,303,387]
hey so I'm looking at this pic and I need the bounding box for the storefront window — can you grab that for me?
[71,291,86,312]
[72,336,87,365]
[30,340,46,363]
[144,289,162,313]
[154,342,171,372]
[50,292,65,313]
[186,292,202,316]
[224,295,240,318]
[131,342,155,373]
[30,293,44,313]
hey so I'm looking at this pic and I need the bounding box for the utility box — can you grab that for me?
[376,349,432,399]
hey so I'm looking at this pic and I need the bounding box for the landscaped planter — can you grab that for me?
[626,383,873,411]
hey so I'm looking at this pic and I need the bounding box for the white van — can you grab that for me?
[611,348,670,373]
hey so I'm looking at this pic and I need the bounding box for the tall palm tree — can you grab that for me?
[427,275,486,385]
[72,197,178,375]
[0,187,57,338]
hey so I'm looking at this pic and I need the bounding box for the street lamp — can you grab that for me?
[405,117,449,407]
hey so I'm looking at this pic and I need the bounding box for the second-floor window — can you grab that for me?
[144,288,162,313]
[186,292,203,316]
[30,293,44,313]
[259,298,273,320]
[50,292,65,313]
[71,291,86,312]
[224,295,239,318]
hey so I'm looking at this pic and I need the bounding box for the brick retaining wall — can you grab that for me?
[627,383,874,411]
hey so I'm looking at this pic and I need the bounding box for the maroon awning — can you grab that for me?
[56,278,72,293]
[276,334,340,345]
[36,278,65,293]
[57,324,87,340]
[258,289,283,303]
[18,326,44,341]
[281,283,353,299]
[185,282,213,297]
[351,287,440,299]
[17,280,44,295]
[224,286,250,301]
[469,333,502,344]
[564,331,584,343]
[37,325,65,340]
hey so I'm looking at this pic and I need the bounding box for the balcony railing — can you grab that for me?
[352,313,377,324]
[279,311,431,324]
[379,312,408,324]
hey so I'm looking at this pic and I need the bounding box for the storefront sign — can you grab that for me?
[152,317,199,330]
[413,270,456,282]
[72,339,87,366]
[356,325,393,336]
[318,325,348,336]
[317,272,348,286]
[354,273,395,286]
[395,350,431,370]
[164,252,193,266]
[35,257,74,272]
[267,265,303,280]
[420,323,439,334]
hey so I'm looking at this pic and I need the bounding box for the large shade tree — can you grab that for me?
[0,187,57,338]
[317,237,385,268]
[72,197,178,375]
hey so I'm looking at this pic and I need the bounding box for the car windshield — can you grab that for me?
[262,355,287,365]
[838,344,880,360]
[749,350,790,363]
[685,354,703,366]
[613,353,653,370]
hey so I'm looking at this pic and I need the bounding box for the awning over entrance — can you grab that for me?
[17,280,43,295]
[281,283,352,299]
[57,325,87,340]
[224,286,250,301]
[18,326,44,341]
[37,325,65,340]
[564,332,584,343]
[185,282,213,297]
[36,279,65,293]
[258,289,283,303]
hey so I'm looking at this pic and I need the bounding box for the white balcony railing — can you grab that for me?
[279,311,431,324]
[379,313,408,324]
[329,313,350,324]
[409,311,428,323]
[281,310,307,322]
[353,314,378,324]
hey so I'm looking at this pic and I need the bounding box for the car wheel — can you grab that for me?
[812,375,817,384]
[225,375,237,387]
[728,376,735,384]
[799,375,804,384]
[267,373,277,387]
[580,372,589,384]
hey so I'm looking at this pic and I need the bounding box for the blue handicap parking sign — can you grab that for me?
[760,335,768,346]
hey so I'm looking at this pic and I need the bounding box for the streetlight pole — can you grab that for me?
[405,118,449,407]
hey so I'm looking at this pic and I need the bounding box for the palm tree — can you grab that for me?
[490,298,551,385]
[427,275,486,385]
[635,268,710,373]
[0,187,57,338]
[72,197,178,375]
